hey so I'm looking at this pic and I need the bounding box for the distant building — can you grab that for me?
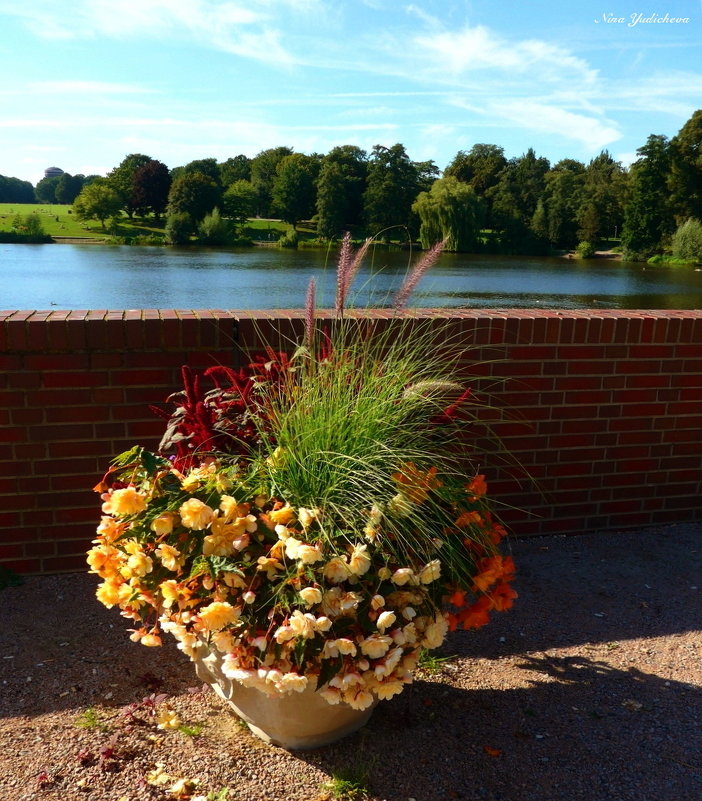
[44,167,64,179]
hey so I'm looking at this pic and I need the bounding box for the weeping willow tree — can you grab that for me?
[412,176,484,252]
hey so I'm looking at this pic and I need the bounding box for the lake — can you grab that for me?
[2,243,702,310]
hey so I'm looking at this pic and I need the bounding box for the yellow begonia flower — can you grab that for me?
[155,543,183,571]
[179,498,214,530]
[323,556,351,583]
[198,601,240,631]
[219,495,250,521]
[95,515,128,543]
[418,559,441,584]
[96,579,131,608]
[256,556,284,579]
[269,504,296,525]
[121,549,153,579]
[359,633,393,659]
[377,610,397,632]
[86,544,123,577]
[150,513,176,536]
[348,544,371,576]
[203,515,254,556]
[299,587,323,607]
[391,568,414,586]
[102,486,148,517]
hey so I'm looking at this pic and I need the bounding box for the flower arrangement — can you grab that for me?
[88,235,517,714]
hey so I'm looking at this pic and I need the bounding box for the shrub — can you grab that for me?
[165,211,194,245]
[575,241,596,259]
[278,229,299,248]
[198,207,233,246]
[671,218,702,262]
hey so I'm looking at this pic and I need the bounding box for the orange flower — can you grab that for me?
[473,555,516,592]
[488,582,518,611]
[466,474,488,500]
[391,462,441,504]
[459,597,492,630]
[448,588,467,608]
[455,510,482,528]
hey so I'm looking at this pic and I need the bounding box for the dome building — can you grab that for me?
[44,167,64,179]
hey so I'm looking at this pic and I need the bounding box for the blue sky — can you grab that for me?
[1,0,700,186]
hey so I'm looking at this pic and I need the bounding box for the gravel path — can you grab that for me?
[1,523,700,801]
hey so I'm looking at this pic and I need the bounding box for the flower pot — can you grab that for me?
[191,641,375,750]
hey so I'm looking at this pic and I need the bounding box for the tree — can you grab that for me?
[540,159,585,247]
[174,158,221,186]
[132,159,171,219]
[107,154,153,217]
[668,109,702,224]
[167,172,220,223]
[34,175,61,203]
[0,174,35,203]
[412,176,483,252]
[271,153,318,228]
[621,135,673,259]
[55,173,84,204]
[575,151,628,242]
[73,180,123,228]
[250,146,294,217]
[445,144,507,226]
[363,143,420,237]
[488,148,550,251]
[316,161,347,239]
[222,180,257,226]
[219,155,252,188]
[315,146,368,238]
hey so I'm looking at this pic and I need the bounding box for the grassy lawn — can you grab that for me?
[0,203,165,240]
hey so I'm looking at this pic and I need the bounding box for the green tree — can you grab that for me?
[315,161,347,239]
[412,176,483,252]
[132,159,171,219]
[315,145,368,237]
[671,218,702,261]
[541,159,585,247]
[444,144,507,226]
[621,135,673,259]
[668,109,702,224]
[271,153,318,228]
[73,180,123,228]
[107,153,153,217]
[35,175,61,203]
[250,146,294,217]
[488,148,550,251]
[363,143,420,237]
[55,173,84,204]
[0,175,35,203]
[575,151,628,242]
[219,155,252,188]
[167,172,220,223]
[223,180,257,225]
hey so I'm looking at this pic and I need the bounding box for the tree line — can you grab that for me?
[2,108,701,258]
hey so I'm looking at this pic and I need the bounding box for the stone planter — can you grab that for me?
[191,641,375,750]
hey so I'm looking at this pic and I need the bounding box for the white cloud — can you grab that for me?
[489,102,622,152]
[0,0,317,66]
[410,24,598,86]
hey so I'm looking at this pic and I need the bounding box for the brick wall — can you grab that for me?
[1,309,701,575]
